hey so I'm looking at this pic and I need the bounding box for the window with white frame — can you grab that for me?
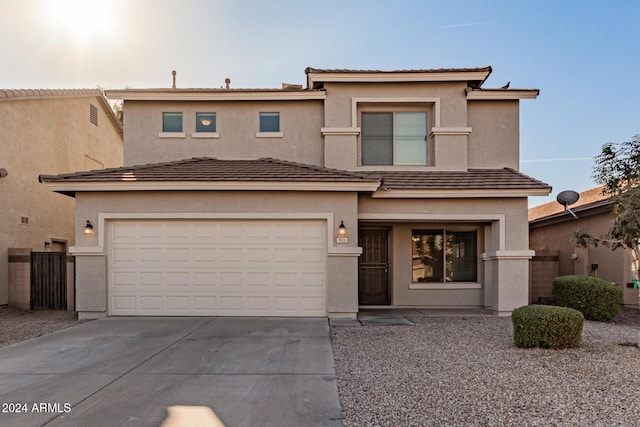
[412,229,477,283]
[259,112,280,132]
[362,112,427,165]
[162,112,183,132]
[196,112,216,132]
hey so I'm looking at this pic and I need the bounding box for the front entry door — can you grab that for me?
[358,228,389,305]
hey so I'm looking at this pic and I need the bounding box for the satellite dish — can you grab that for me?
[556,190,580,219]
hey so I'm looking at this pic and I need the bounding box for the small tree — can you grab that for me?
[573,134,640,301]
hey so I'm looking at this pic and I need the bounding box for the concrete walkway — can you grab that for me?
[0,317,342,427]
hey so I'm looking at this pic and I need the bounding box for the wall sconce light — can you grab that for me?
[44,241,50,249]
[336,220,348,244]
[338,220,347,236]
[83,220,94,236]
[570,253,578,260]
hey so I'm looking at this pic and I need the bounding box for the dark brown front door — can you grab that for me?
[358,228,389,305]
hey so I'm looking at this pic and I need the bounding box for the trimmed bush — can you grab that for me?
[512,305,584,349]
[552,275,623,322]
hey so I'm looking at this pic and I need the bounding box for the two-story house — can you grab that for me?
[1,89,123,309]
[39,66,551,319]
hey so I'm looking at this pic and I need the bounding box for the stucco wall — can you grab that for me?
[530,211,636,305]
[322,81,467,128]
[0,96,123,304]
[123,100,324,166]
[358,196,532,312]
[73,190,360,317]
[467,100,520,170]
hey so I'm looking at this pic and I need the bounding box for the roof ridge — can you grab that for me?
[258,157,369,180]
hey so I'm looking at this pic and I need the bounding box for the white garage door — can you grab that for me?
[108,219,327,316]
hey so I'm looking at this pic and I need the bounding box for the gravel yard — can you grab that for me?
[332,308,640,427]
[0,306,90,348]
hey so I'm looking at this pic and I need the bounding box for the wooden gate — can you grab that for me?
[30,252,67,310]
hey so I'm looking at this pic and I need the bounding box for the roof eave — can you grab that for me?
[41,180,381,194]
[466,89,540,100]
[529,200,613,226]
[105,90,326,101]
[372,188,551,198]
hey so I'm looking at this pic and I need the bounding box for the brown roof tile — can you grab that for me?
[39,157,378,184]
[40,159,550,195]
[366,168,550,190]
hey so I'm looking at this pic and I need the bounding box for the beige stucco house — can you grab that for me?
[40,66,550,319]
[1,89,123,307]
[529,187,638,306]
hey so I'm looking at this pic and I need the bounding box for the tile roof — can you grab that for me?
[40,158,550,195]
[39,157,378,184]
[528,186,611,221]
[0,88,103,99]
[367,168,551,190]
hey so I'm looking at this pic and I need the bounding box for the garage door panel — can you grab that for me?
[109,219,326,316]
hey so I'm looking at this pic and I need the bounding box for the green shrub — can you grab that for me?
[512,305,584,349]
[552,275,623,322]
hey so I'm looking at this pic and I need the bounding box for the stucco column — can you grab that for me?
[74,253,108,319]
[322,129,359,170]
[483,251,535,316]
[326,251,360,318]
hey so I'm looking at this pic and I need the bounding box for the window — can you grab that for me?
[259,112,280,132]
[412,230,477,282]
[196,112,216,132]
[162,112,182,132]
[361,112,427,165]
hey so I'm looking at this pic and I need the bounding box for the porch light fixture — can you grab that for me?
[338,220,347,236]
[336,220,348,244]
[83,220,94,236]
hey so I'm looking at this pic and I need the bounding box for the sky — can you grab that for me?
[1,0,639,207]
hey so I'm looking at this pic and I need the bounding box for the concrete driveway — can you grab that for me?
[0,317,343,427]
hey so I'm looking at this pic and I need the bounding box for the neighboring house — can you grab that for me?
[529,187,637,306]
[40,66,550,319]
[0,89,123,307]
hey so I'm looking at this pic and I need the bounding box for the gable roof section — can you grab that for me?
[0,88,123,134]
[305,66,493,89]
[529,186,612,224]
[39,157,381,196]
[367,168,551,198]
[40,158,550,198]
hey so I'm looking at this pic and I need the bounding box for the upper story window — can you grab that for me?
[362,112,427,165]
[256,112,282,138]
[196,112,216,132]
[259,112,280,132]
[412,229,477,283]
[162,112,183,132]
